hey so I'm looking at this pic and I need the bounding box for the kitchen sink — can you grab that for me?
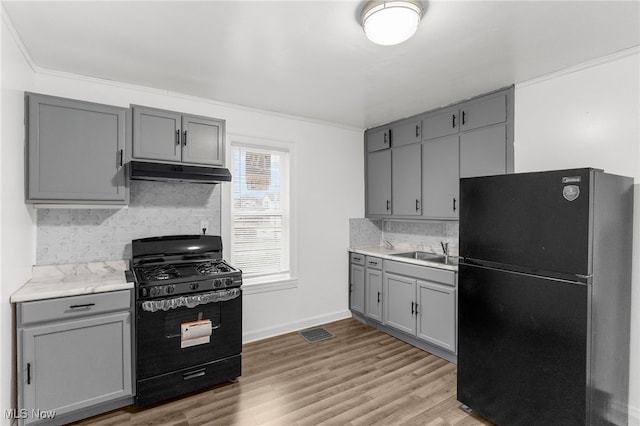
[391,251,458,265]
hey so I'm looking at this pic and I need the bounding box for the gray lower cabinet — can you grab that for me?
[25,93,128,204]
[366,150,392,216]
[16,290,133,426]
[364,257,383,322]
[383,260,456,353]
[422,135,459,219]
[132,105,224,166]
[349,253,366,314]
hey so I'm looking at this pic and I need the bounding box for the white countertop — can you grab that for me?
[349,246,459,272]
[10,260,133,303]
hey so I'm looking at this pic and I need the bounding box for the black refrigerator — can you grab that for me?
[457,168,633,425]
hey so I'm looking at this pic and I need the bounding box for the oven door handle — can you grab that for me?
[165,323,221,339]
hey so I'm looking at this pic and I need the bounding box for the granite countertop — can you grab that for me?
[10,260,133,303]
[349,246,459,272]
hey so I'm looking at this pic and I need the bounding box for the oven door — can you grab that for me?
[136,289,242,380]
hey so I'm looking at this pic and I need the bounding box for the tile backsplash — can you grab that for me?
[36,180,221,265]
[350,218,459,255]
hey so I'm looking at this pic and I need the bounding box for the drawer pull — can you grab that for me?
[69,303,96,309]
[183,369,206,380]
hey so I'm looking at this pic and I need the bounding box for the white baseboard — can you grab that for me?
[628,404,640,425]
[242,310,351,344]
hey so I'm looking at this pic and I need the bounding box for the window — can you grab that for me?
[230,142,293,285]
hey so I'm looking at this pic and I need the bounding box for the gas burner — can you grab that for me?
[142,265,179,281]
[196,261,231,276]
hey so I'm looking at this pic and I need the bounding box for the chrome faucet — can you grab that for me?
[441,241,450,262]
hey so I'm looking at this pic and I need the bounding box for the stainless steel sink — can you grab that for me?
[391,251,458,265]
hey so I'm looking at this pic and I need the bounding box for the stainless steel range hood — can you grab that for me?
[129,161,231,184]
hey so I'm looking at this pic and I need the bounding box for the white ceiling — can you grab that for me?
[3,1,639,129]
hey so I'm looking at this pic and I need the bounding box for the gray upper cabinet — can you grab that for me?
[422,136,459,219]
[460,93,507,132]
[460,124,508,178]
[367,127,391,152]
[392,120,421,147]
[26,93,128,204]
[132,105,225,166]
[392,144,422,216]
[364,86,513,220]
[422,107,460,141]
[367,149,392,216]
[132,107,182,162]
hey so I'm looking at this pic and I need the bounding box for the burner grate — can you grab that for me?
[299,327,334,344]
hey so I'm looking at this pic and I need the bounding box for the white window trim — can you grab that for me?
[222,133,298,293]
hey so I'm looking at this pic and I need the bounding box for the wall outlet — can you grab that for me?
[200,220,209,235]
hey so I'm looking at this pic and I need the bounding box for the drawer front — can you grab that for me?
[350,253,365,266]
[20,290,131,326]
[384,260,455,286]
[365,256,383,270]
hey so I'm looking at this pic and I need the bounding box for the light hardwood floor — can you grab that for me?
[72,318,493,426]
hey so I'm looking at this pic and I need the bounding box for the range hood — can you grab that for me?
[129,161,231,184]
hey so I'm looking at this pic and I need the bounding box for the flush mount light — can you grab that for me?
[361,0,423,46]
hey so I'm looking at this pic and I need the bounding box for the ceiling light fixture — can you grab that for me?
[361,0,423,46]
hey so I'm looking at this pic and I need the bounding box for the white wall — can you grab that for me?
[0,12,364,421]
[514,48,640,420]
[1,10,37,423]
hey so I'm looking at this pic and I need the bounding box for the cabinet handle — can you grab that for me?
[377,291,381,304]
[183,369,206,381]
[415,303,419,315]
[119,149,124,167]
[69,303,95,309]
[183,130,188,146]
[411,302,415,315]
[386,200,391,211]
[415,199,420,211]
[452,114,457,128]
[415,125,420,138]
[27,363,31,385]
[453,197,457,212]
[175,129,181,146]
[384,132,388,145]
[462,111,467,125]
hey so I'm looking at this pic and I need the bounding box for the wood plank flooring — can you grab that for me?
[72,318,493,426]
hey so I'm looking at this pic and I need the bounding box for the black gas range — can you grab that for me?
[131,235,242,406]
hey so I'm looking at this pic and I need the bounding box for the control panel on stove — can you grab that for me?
[138,275,242,300]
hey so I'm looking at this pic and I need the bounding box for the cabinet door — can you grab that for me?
[460,93,507,131]
[384,273,416,335]
[422,107,459,140]
[21,312,132,423]
[460,124,507,178]
[392,120,421,147]
[27,94,127,203]
[350,264,365,314]
[422,136,459,219]
[391,144,422,216]
[416,280,456,352]
[132,106,182,162]
[181,115,224,166]
[367,128,390,152]
[366,150,392,216]
[365,269,383,322]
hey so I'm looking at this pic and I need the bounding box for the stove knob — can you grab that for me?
[166,285,175,294]
[141,288,148,297]
[190,282,199,291]
[225,278,234,287]
[149,287,158,297]
[213,279,222,288]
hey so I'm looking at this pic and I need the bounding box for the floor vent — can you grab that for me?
[299,327,334,343]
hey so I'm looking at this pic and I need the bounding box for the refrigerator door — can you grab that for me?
[457,263,588,425]
[460,168,592,276]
